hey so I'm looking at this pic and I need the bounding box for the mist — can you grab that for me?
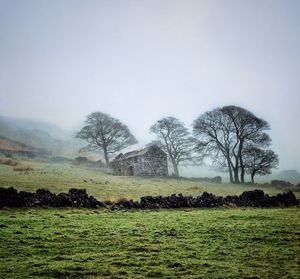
[0,0,300,172]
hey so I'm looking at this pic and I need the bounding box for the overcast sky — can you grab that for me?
[0,0,299,170]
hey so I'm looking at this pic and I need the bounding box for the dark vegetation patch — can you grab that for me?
[13,166,34,172]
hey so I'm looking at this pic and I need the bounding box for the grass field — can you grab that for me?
[0,159,299,278]
[0,207,299,279]
[0,160,298,201]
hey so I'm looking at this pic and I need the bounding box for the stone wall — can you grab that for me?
[1,187,298,208]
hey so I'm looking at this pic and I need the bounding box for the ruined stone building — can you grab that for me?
[111,145,168,176]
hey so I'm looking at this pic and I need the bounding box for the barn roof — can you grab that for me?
[114,144,166,160]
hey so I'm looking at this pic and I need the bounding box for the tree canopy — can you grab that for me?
[243,147,279,183]
[150,117,195,177]
[193,105,277,183]
[76,112,137,166]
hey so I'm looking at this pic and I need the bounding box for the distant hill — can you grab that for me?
[0,136,50,157]
[0,115,71,140]
[0,115,84,157]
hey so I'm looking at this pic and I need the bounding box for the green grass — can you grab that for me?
[0,207,299,278]
[0,160,297,201]
[1,159,299,278]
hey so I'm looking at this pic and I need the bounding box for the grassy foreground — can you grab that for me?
[0,160,299,278]
[0,207,299,279]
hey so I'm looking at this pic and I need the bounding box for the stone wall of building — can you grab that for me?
[111,147,168,176]
[135,155,168,176]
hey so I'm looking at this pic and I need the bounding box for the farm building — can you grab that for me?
[111,145,168,176]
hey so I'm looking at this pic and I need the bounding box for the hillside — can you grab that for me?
[0,137,29,152]
[0,115,84,157]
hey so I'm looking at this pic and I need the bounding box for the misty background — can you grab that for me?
[0,0,300,178]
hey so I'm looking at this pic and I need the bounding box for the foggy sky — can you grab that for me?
[0,0,300,170]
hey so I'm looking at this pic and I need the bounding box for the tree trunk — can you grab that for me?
[233,155,240,183]
[228,169,234,183]
[239,152,245,183]
[238,141,245,183]
[233,167,240,183]
[240,165,245,183]
[103,147,110,167]
[251,173,255,184]
[226,156,234,183]
[171,159,179,177]
[251,170,257,184]
[228,163,234,183]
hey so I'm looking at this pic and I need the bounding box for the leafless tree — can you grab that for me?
[221,106,271,183]
[150,117,195,177]
[193,106,272,183]
[76,112,137,166]
[243,147,279,183]
[193,108,236,182]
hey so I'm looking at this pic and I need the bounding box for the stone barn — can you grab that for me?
[111,145,168,176]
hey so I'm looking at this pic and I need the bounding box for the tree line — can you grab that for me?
[76,106,279,183]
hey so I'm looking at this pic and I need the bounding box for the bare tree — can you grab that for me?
[193,108,236,182]
[150,117,195,177]
[76,112,137,166]
[243,147,279,183]
[221,106,271,183]
[193,106,272,183]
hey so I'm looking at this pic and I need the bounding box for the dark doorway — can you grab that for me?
[128,166,134,176]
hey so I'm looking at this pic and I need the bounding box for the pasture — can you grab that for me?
[0,160,299,278]
[0,208,299,278]
[0,160,298,201]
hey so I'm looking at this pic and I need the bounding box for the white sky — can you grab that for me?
[0,0,300,170]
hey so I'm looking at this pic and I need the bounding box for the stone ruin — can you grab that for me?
[111,145,168,176]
